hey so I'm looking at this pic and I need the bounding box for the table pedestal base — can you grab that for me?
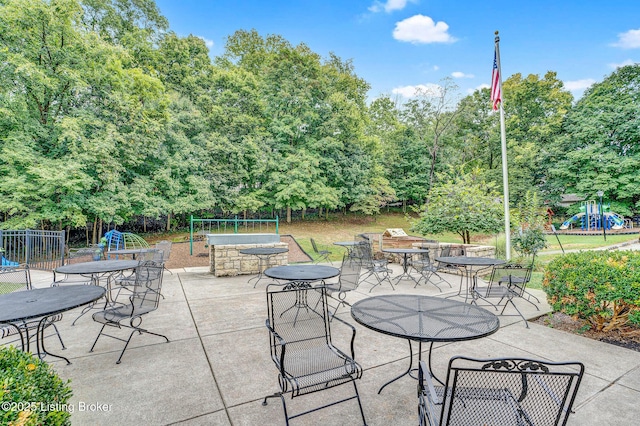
[378,340,443,394]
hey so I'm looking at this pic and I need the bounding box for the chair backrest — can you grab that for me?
[439,245,451,258]
[66,246,99,264]
[415,250,433,267]
[490,264,532,296]
[0,267,31,295]
[354,235,374,259]
[440,356,584,426]
[139,249,160,261]
[266,284,332,364]
[154,240,172,262]
[449,246,464,256]
[131,261,164,313]
[338,253,362,292]
[310,238,320,253]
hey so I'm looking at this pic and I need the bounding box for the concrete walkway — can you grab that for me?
[25,264,640,425]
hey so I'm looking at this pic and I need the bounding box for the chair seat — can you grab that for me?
[279,346,362,395]
[474,284,511,299]
[92,304,155,324]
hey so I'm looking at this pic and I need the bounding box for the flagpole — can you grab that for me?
[495,31,511,261]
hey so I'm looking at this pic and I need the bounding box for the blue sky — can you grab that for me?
[155,0,640,101]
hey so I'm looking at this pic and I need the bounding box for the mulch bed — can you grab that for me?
[531,312,640,352]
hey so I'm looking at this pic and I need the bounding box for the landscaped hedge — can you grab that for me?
[543,251,640,332]
[0,346,73,425]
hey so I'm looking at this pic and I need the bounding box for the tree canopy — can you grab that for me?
[1,0,639,242]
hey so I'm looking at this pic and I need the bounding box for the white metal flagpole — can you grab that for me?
[493,31,511,261]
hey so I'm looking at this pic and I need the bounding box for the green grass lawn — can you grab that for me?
[542,233,638,252]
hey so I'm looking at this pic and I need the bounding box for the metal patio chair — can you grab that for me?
[310,238,332,265]
[90,261,169,364]
[324,252,363,317]
[0,266,65,352]
[471,262,538,327]
[263,283,366,425]
[354,234,393,292]
[418,356,584,426]
[409,241,451,291]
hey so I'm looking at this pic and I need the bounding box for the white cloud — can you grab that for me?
[564,79,596,91]
[392,83,443,98]
[609,59,636,69]
[467,83,490,94]
[369,0,415,13]
[612,29,640,49]
[197,36,214,48]
[452,71,474,79]
[393,14,456,44]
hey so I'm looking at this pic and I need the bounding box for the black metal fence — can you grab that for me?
[0,230,65,270]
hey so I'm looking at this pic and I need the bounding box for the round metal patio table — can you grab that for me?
[435,256,505,301]
[0,285,106,364]
[351,294,499,392]
[264,264,340,288]
[239,247,289,287]
[381,248,430,284]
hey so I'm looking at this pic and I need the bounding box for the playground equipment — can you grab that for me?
[103,230,150,252]
[1,254,19,267]
[560,200,625,230]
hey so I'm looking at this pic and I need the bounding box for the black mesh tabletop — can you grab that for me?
[351,295,499,343]
[107,248,157,256]
[264,265,340,282]
[55,259,139,275]
[434,256,505,267]
[334,241,359,246]
[382,248,430,254]
[239,247,289,256]
[0,285,106,323]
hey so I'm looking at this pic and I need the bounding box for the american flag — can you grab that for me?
[491,50,501,110]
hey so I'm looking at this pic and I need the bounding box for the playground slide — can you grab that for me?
[1,255,19,267]
[560,213,584,230]
[605,213,624,229]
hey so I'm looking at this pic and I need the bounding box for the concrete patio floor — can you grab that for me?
[27,262,640,426]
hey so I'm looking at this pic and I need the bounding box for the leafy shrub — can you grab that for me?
[543,251,640,332]
[512,227,547,258]
[0,346,72,425]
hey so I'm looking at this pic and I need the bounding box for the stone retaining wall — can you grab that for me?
[210,243,289,276]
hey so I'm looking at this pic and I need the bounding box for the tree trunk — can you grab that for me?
[302,208,306,220]
[286,206,292,223]
[143,216,147,233]
[167,213,171,232]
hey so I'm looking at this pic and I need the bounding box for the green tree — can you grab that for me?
[410,168,504,244]
[511,190,547,258]
[549,65,640,213]
[400,78,461,191]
